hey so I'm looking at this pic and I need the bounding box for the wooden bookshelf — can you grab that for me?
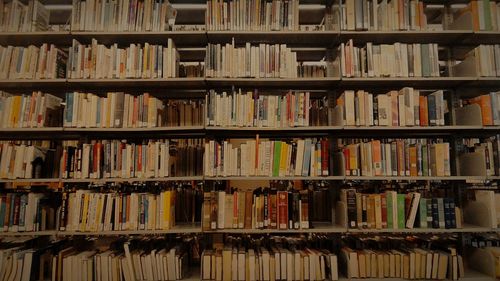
[339,30,472,44]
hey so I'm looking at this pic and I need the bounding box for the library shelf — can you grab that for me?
[204,176,344,181]
[206,126,343,132]
[337,269,495,281]
[60,176,204,183]
[64,126,205,132]
[0,178,60,183]
[60,225,202,236]
[0,79,66,89]
[343,176,478,181]
[473,77,500,88]
[0,230,57,236]
[346,224,494,234]
[339,77,476,88]
[0,31,72,45]
[469,31,500,44]
[71,31,207,46]
[66,78,206,89]
[206,30,339,47]
[205,77,340,88]
[339,30,472,45]
[204,223,346,234]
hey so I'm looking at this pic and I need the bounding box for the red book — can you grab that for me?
[244,192,253,229]
[269,192,277,229]
[321,139,329,176]
[4,194,11,230]
[12,195,20,229]
[381,193,387,229]
[419,96,428,126]
[343,148,350,176]
[277,191,288,229]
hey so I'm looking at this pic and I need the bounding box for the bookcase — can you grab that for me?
[0,0,500,280]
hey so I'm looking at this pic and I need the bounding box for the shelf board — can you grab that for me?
[344,176,478,181]
[207,30,338,47]
[71,31,207,46]
[340,30,471,44]
[339,77,475,88]
[67,78,206,89]
[0,230,57,236]
[60,224,201,236]
[0,31,72,45]
[61,176,203,183]
[338,269,495,281]
[206,77,340,88]
[0,79,66,89]
[206,126,342,131]
[64,126,205,134]
[347,224,493,234]
[204,176,343,180]
[0,178,60,183]
[205,223,345,234]
[473,77,500,87]
[470,31,500,44]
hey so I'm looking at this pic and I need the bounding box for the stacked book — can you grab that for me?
[453,44,500,77]
[459,92,500,126]
[204,138,330,177]
[339,138,451,177]
[0,91,63,128]
[0,141,61,179]
[0,0,50,32]
[61,139,204,179]
[202,187,333,231]
[67,39,179,79]
[450,0,500,31]
[341,189,460,230]
[341,0,428,31]
[341,40,440,78]
[206,0,299,31]
[337,88,447,126]
[202,236,339,281]
[0,44,68,79]
[205,42,298,78]
[0,192,57,232]
[340,235,463,280]
[71,0,177,32]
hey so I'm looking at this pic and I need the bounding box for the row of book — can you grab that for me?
[61,139,204,179]
[341,40,440,78]
[341,189,459,230]
[67,39,179,79]
[202,243,338,280]
[337,88,447,127]
[71,0,177,32]
[0,193,56,233]
[0,44,67,79]
[63,92,204,128]
[204,138,330,177]
[451,0,500,31]
[340,235,463,280]
[202,187,332,231]
[459,92,500,126]
[454,44,500,77]
[0,92,63,129]
[341,0,428,31]
[0,141,61,180]
[459,136,500,176]
[205,42,298,78]
[206,0,300,31]
[0,0,50,32]
[205,90,329,128]
[339,139,451,177]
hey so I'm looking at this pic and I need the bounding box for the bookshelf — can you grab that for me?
[0,0,500,280]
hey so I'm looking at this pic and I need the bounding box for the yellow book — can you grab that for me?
[94,194,104,232]
[279,142,288,177]
[80,193,90,231]
[163,191,172,230]
[11,96,22,127]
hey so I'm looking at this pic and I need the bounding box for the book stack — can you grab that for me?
[0,192,57,232]
[206,0,299,31]
[61,189,178,232]
[67,38,179,79]
[202,187,333,231]
[206,89,331,128]
[341,40,440,78]
[340,235,464,280]
[71,0,177,32]
[201,236,339,281]
[453,44,500,77]
[341,189,460,230]
[205,42,298,78]
[61,138,204,179]
[0,0,50,32]
[0,141,61,179]
[0,44,68,79]
[337,88,447,126]
[459,136,500,176]
[341,0,428,31]
[450,0,500,31]
[204,138,330,177]
[460,92,500,126]
[0,237,49,281]
[339,138,451,177]
[0,91,63,128]
[179,62,205,78]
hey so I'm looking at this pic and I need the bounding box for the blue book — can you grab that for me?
[302,139,312,176]
[427,94,436,126]
[96,97,101,127]
[490,92,499,125]
[431,198,440,228]
[418,198,428,228]
[0,195,6,228]
[18,194,27,230]
[65,92,74,126]
[9,194,16,229]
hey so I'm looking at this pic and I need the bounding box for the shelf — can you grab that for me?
[470,31,500,44]
[344,176,477,181]
[71,31,207,47]
[66,78,206,89]
[0,79,66,89]
[64,126,205,132]
[206,126,342,132]
[340,30,472,45]
[205,77,340,88]
[60,176,203,183]
[0,31,72,45]
[60,224,201,236]
[0,230,57,236]
[338,269,495,281]
[205,223,345,234]
[207,30,338,47]
[339,77,475,88]
[472,77,500,88]
[347,224,494,234]
[204,176,343,181]
[0,178,60,183]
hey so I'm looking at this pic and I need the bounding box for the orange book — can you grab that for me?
[371,140,382,176]
[409,146,418,176]
[471,0,480,31]
[277,191,288,229]
[419,96,429,126]
[244,191,253,229]
[470,95,493,125]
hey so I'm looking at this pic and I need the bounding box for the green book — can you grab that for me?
[419,198,428,228]
[273,141,282,177]
[397,194,406,229]
[421,44,430,77]
[386,192,393,229]
[422,144,428,176]
[483,0,492,31]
